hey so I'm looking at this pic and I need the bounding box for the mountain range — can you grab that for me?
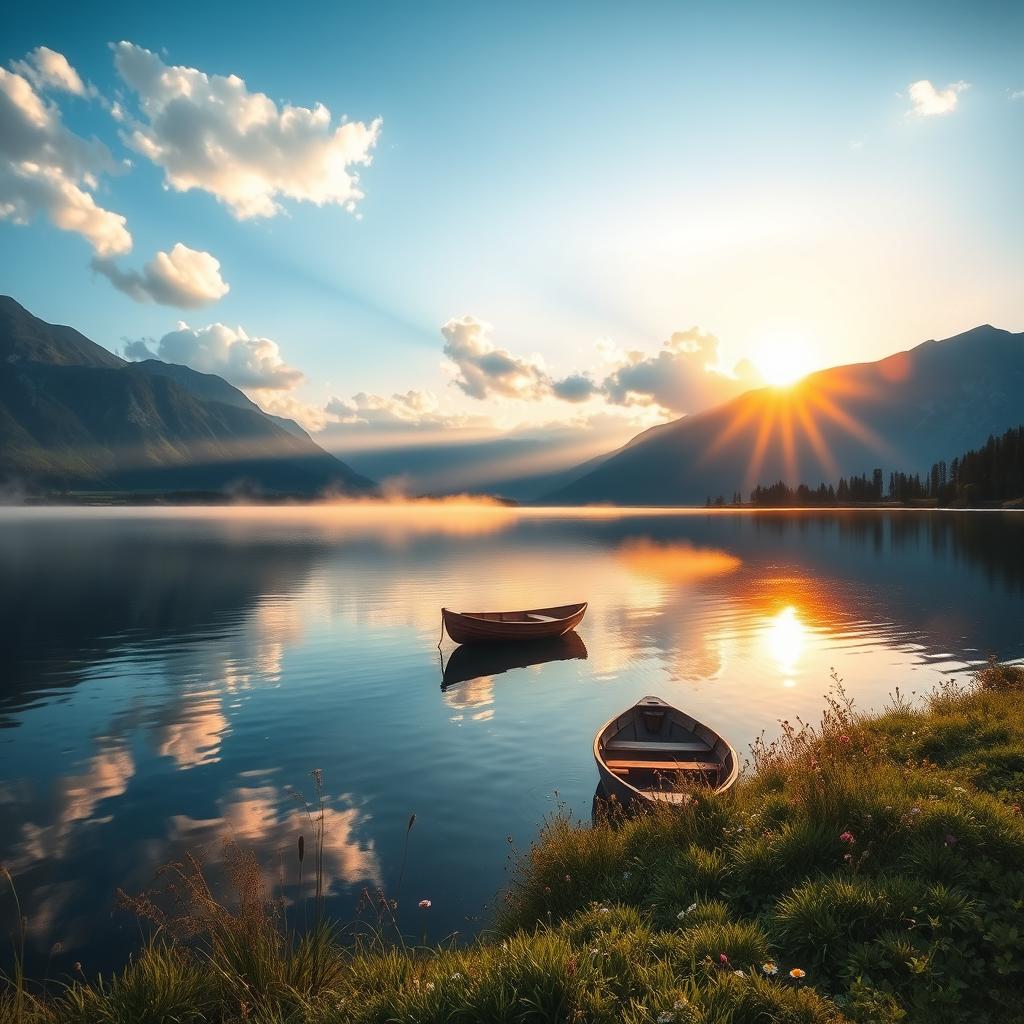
[546,325,1024,505]
[2,298,1022,504]
[0,297,373,496]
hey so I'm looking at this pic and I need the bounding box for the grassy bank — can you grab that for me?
[3,665,1024,1024]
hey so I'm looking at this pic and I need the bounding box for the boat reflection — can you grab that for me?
[441,632,589,690]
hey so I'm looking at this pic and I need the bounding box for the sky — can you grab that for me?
[2,0,1023,471]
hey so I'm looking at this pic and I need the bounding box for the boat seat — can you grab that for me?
[526,613,559,622]
[605,739,708,754]
[605,758,720,774]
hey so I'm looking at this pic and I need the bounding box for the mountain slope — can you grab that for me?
[0,297,374,495]
[547,325,1024,505]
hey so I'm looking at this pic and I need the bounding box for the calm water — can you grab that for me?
[1,505,1023,972]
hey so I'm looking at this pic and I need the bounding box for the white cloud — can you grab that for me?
[125,322,303,390]
[601,327,761,414]
[0,63,130,256]
[907,79,969,117]
[1010,89,1024,101]
[112,41,382,219]
[11,46,93,98]
[92,242,229,308]
[441,316,551,400]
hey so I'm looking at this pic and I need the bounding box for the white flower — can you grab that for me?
[657,1013,675,1023]
[450,972,463,981]
[762,962,778,975]
[599,906,611,914]
[673,999,689,1009]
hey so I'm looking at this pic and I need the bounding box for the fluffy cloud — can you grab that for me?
[907,79,969,117]
[112,41,382,219]
[92,242,229,308]
[0,61,130,256]
[441,316,551,400]
[125,322,303,390]
[1010,89,1024,101]
[602,328,760,414]
[11,46,93,97]
[439,318,761,417]
[326,389,479,430]
[551,373,599,403]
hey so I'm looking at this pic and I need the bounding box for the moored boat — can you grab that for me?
[441,602,587,645]
[594,695,738,805]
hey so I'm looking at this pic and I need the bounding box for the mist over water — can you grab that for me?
[1,506,1022,973]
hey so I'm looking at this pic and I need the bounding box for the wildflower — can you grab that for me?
[843,853,852,862]
[599,906,611,914]
[676,901,698,920]
[762,962,778,975]
[450,972,463,981]
[425,982,435,992]
[734,969,746,977]
[839,734,851,744]
[564,874,571,883]
[657,1013,675,1023]
[673,998,689,1009]
[418,899,432,909]
[623,870,632,880]
[839,831,855,844]
[719,952,730,965]
[909,807,921,815]
[789,967,806,979]
[544,886,551,894]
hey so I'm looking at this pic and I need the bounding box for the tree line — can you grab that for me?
[706,425,1024,507]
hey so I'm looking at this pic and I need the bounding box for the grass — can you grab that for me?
[3,663,1024,1023]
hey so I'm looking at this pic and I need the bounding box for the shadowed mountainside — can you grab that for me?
[0,297,373,496]
[547,325,1024,505]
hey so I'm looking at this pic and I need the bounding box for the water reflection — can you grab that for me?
[441,633,588,689]
[0,506,1022,974]
[763,606,807,685]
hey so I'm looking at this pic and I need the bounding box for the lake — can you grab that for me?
[1,505,1022,973]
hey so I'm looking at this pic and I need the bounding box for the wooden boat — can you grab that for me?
[442,632,587,689]
[441,602,587,645]
[594,695,738,805]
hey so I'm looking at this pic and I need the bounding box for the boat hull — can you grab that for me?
[593,695,738,807]
[441,602,587,645]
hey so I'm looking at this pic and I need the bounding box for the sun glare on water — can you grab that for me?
[753,334,814,388]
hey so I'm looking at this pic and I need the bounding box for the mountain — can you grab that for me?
[0,297,374,496]
[547,325,1024,506]
[128,359,314,441]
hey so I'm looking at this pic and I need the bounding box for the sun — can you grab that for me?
[752,334,814,388]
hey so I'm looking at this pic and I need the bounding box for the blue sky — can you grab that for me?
[2,0,1023,460]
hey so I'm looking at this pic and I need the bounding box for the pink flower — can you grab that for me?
[418,899,432,909]
[839,735,851,745]
[839,831,855,845]
[719,953,730,965]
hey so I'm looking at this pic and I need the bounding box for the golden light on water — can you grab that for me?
[763,604,807,682]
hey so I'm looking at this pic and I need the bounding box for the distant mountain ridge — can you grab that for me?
[547,325,1024,505]
[0,297,373,496]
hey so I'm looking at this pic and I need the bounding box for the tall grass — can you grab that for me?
[2,664,1023,1023]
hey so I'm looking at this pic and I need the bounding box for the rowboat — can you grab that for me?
[594,695,738,805]
[441,602,587,645]
[442,632,587,689]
